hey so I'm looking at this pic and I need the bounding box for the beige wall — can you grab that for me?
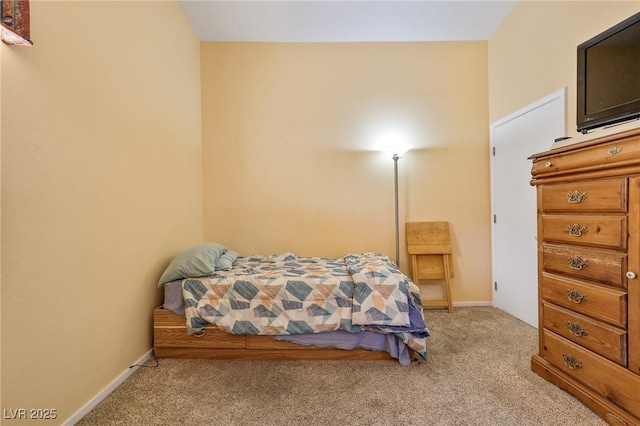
[11,0,629,420]
[201,42,492,304]
[1,1,202,423]
[489,1,640,134]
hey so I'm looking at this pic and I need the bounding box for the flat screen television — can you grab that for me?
[577,11,640,134]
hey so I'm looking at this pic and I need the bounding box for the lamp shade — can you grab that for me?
[381,144,411,158]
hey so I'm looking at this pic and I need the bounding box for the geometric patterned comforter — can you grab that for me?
[182,252,429,360]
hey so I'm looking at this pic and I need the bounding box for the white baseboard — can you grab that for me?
[422,301,493,310]
[63,349,154,426]
[453,301,493,307]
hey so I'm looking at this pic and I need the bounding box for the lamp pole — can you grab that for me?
[381,144,409,267]
[393,153,400,266]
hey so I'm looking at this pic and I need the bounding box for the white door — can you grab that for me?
[491,89,565,327]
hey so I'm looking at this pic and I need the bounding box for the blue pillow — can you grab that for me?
[215,250,240,271]
[158,243,226,287]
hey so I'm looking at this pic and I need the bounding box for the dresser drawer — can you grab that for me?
[541,178,627,213]
[541,272,627,327]
[542,330,640,419]
[542,243,627,288]
[154,325,247,349]
[153,307,246,349]
[543,303,627,365]
[541,215,626,249]
[532,134,640,178]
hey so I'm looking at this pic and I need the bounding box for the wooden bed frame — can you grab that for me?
[153,307,394,361]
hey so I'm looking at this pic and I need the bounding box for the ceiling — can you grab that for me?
[179,1,519,43]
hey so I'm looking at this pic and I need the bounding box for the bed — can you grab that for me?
[153,244,430,365]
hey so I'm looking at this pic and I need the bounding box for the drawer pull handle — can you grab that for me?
[544,161,552,168]
[607,147,622,156]
[567,289,587,304]
[567,321,588,337]
[568,256,588,270]
[562,353,583,370]
[567,190,587,204]
[605,413,628,426]
[567,223,588,237]
[193,330,207,338]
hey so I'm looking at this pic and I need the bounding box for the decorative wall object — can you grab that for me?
[1,0,32,46]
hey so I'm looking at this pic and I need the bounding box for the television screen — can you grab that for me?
[577,12,640,133]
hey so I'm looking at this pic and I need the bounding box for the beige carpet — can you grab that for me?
[78,307,605,425]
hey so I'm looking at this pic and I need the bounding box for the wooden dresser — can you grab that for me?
[529,127,640,426]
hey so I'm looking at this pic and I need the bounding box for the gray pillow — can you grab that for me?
[215,250,240,271]
[158,243,226,287]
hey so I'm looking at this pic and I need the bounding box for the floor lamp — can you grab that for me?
[382,145,411,266]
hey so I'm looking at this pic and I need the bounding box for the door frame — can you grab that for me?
[489,88,566,325]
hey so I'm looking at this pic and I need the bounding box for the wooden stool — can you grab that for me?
[406,221,454,313]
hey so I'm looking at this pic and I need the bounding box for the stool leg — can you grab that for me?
[411,255,425,307]
[442,254,453,313]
